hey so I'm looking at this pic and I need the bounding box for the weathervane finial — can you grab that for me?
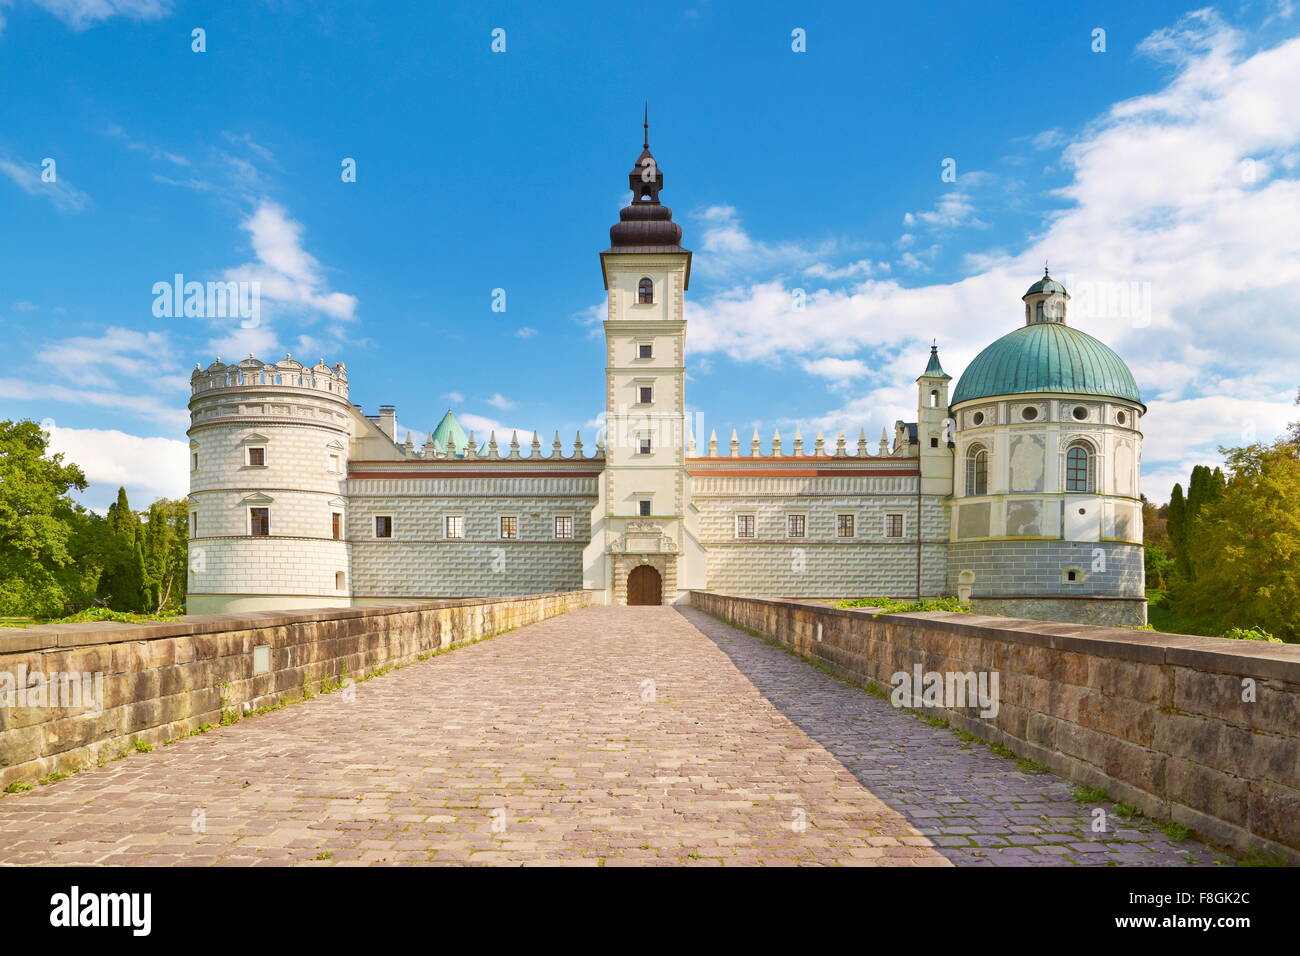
[643,102,649,149]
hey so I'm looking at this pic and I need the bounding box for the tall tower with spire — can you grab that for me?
[582,114,700,605]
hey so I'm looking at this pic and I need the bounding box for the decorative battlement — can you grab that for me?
[191,354,349,399]
[381,427,605,462]
[685,425,918,459]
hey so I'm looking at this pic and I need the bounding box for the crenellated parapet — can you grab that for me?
[191,353,349,399]
[686,426,915,459]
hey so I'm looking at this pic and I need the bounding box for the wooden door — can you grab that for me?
[626,565,662,606]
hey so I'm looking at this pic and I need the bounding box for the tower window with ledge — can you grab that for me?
[966,445,989,496]
[638,277,654,304]
[1066,442,1095,492]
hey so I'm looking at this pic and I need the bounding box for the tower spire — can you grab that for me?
[643,102,649,149]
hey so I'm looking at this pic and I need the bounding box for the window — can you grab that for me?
[966,445,988,496]
[328,453,341,473]
[335,571,346,590]
[250,507,270,536]
[638,385,653,404]
[247,446,266,466]
[972,411,985,426]
[638,437,652,455]
[1066,444,1091,492]
[331,512,342,540]
[837,514,855,538]
[787,514,806,538]
[1072,405,1089,421]
[1021,406,1039,421]
[929,389,939,407]
[191,452,199,471]
[735,514,755,538]
[930,437,939,448]
[638,277,654,304]
[375,515,393,538]
[1116,411,1127,426]
[637,343,653,359]
[554,515,574,538]
[638,500,652,517]
[885,514,904,537]
[445,514,464,539]
[499,515,518,539]
[191,511,198,537]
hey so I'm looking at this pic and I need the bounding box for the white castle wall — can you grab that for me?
[347,475,597,597]
[690,472,948,596]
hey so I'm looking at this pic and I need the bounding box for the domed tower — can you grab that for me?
[187,354,353,614]
[947,270,1146,626]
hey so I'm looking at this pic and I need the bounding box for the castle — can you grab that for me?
[186,125,1147,626]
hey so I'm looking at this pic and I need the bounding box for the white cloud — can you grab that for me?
[36,326,176,389]
[486,393,515,410]
[684,11,1300,498]
[515,327,538,338]
[0,379,186,427]
[0,157,90,212]
[443,391,464,404]
[0,0,171,33]
[45,424,187,511]
[800,356,873,384]
[223,201,357,323]
[11,301,37,312]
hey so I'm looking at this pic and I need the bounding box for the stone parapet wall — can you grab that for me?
[690,591,1300,862]
[0,591,592,789]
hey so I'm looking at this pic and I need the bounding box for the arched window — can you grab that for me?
[638,277,654,304]
[966,445,988,496]
[929,389,939,407]
[1066,442,1093,492]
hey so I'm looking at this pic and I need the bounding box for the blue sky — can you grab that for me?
[2,0,1299,510]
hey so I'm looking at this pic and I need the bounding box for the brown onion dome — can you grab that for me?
[605,109,689,255]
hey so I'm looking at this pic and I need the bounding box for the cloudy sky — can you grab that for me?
[1,0,1297,510]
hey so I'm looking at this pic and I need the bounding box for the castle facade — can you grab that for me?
[186,130,1147,626]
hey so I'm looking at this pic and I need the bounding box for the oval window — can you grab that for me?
[1073,406,1088,421]
[1021,406,1038,421]
[1116,411,1127,425]
[972,411,985,426]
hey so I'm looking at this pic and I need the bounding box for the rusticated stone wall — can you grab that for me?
[690,591,1300,863]
[0,591,592,790]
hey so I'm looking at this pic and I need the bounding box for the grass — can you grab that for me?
[837,596,970,614]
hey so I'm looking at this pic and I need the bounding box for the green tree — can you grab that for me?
[1167,482,1187,577]
[141,497,188,613]
[1171,441,1300,641]
[98,486,146,611]
[0,420,88,617]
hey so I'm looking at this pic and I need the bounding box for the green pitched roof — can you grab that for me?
[430,410,470,456]
[921,345,951,380]
[952,322,1140,405]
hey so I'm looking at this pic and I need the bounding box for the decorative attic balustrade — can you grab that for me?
[191,353,349,399]
[687,426,915,459]
[395,429,605,462]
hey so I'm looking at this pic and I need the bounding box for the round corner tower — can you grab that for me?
[187,354,355,614]
[946,271,1147,626]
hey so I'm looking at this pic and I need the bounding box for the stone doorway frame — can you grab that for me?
[611,553,676,606]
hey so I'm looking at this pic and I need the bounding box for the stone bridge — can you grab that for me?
[0,603,1243,867]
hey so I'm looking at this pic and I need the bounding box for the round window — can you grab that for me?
[972,411,985,426]
[1021,406,1038,421]
[1116,411,1127,425]
[1073,406,1088,421]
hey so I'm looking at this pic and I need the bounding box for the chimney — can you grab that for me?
[378,405,397,440]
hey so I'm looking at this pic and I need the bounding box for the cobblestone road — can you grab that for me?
[0,606,1229,866]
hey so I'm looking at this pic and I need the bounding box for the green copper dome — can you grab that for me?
[430,409,470,456]
[952,322,1141,405]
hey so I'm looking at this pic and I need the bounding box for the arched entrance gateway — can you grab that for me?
[626,565,662,605]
